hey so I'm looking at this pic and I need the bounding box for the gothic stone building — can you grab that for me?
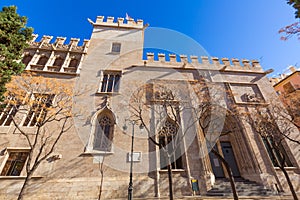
[0,16,299,199]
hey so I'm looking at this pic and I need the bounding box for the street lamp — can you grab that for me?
[123,120,144,200]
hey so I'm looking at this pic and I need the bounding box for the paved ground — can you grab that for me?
[113,195,296,200]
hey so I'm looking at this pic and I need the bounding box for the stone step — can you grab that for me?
[206,177,277,197]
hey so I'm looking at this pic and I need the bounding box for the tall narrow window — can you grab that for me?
[159,118,183,170]
[0,96,19,126]
[21,54,32,66]
[111,43,121,53]
[68,58,78,68]
[262,136,293,167]
[94,114,114,152]
[37,55,48,66]
[53,56,64,67]
[100,71,121,93]
[23,94,54,127]
[1,151,29,176]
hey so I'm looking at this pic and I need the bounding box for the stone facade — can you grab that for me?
[0,16,299,199]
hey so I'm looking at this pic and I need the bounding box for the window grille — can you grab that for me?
[111,43,121,53]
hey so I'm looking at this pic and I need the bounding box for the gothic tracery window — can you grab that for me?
[93,114,114,152]
[159,117,183,170]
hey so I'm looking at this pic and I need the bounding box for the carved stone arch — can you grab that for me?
[37,54,49,65]
[158,115,179,136]
[204,107,261,179]
[68,56,79,68]
[90,106,116,125]
[86,106,116,153]
[22,52,33,66]
[53,55,64,67]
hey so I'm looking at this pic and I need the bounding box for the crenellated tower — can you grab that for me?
[84,16,146,70]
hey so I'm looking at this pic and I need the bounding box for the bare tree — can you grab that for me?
[128,80,235,199]
[97,161,104,200]
[245,105,299,200]
[129,83,186,200]
[196,85,240,200]
[279,22,300,40]
[97,151,107,200]
[279,1,300,40]
[0,73,73,200]
[277,92,300,130]
[248,98,300,145]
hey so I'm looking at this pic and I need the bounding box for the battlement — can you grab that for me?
[90,16,144,29]
[144,53,264,73]
[29,34,90,53]
[23,34,90,75]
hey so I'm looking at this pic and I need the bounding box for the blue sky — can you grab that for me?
[1,0,299,76]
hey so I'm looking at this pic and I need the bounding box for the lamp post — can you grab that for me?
[128,121,134,200]
[123,120,144,200]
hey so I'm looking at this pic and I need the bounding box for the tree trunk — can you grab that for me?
[225,163,239,200]
[211,149,238,200]
[18,171,33,200]
[98,165,104,200]
[280,166,299,200]
[167,160,174,200]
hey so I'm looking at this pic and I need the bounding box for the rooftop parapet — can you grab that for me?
[54,37,67,46]
[28,34,89,53]
[144,53,264,73]
[31,34,39,42]
[90,16,144,29]
[41,35,53,43]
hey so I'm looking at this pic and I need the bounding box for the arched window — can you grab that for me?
[37,55,48,65]
[53,56,64,67]
[159,117,183,170]
[21,54,32,66]
[68,58,78,68]
[93,113,114,152]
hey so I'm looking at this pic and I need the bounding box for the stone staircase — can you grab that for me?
[206,177,277,197]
